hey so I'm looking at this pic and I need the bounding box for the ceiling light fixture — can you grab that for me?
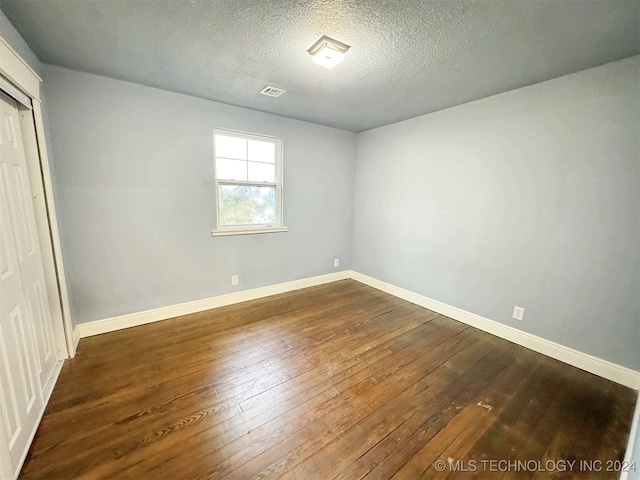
[308,35,350,68]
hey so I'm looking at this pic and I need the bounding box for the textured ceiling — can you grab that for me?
[1,0,639,132]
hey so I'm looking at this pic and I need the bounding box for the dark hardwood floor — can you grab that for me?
[20,280,636,479]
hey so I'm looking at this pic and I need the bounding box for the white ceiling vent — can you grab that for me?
[259,86,286,98]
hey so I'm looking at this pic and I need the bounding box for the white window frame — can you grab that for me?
[211,128,287,236]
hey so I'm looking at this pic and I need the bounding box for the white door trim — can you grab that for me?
[0,36,75,358]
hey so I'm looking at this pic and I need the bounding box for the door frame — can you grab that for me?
[0,36,75,359]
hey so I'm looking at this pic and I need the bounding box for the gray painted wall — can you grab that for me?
[353,56,640,370]
[43,65,355,324]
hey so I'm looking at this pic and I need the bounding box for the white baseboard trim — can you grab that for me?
[350,271,640,390]
[78,270,351,338]
[76,269,639,390]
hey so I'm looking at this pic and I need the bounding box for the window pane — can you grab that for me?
[248,139,275,163]
[248,161,275,182]
[215,134,246,160]
[218,185,276,225]
[216,158,247,181]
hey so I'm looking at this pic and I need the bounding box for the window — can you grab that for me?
[212,129,286,236]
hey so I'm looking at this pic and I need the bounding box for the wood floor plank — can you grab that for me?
[34,284,402,445]
[284,335,508,480]
[118,317,473,479]
[439,358,563,478]
[222,326,481,480]
[19,280,637,480]
[29,294,444,478]
[351,346,542,480]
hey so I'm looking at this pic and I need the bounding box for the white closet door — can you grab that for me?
[0,91,57,478]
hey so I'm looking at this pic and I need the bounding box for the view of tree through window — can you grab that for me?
[218,185,276,225]
[213,130,283,231]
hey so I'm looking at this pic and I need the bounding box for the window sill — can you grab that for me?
[211,227,288,237]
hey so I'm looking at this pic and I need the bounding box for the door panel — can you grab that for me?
[0,90,56,477]
[26,280,55,386]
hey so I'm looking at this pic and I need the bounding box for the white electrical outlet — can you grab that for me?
[334,258,339,267]
[512,306,525,321]
[231,275,239,286]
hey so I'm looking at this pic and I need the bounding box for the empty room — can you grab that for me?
[0,1,639,479]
